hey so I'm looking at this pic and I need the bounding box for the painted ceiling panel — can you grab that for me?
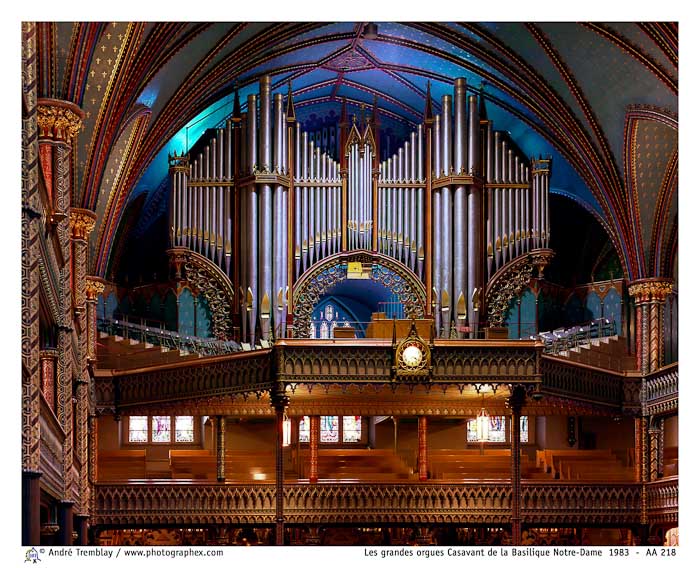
[343,68,425,113]
[272,22,358,50]
[475,22,599,157]
[136,23,236,119]
[335,83,415,122]
[237,40,351,84]
[195,23,274,79]
[606,23,678,79]
[55,22,75,97]
[631,119,677,264]
[539,23,677,170]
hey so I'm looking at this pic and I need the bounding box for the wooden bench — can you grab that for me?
[98,450,147,480]
[169,449,281,481]
[536,449,614,473]
[298,449,412,480]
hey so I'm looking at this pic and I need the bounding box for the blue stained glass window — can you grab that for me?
[298,416,310,443]
[321,416,339,442]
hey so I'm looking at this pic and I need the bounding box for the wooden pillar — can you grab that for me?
[89,415,99,484]
[58,501,74,545]
[634,417,645,483]
[629,280,674,373]
[271,386,288,546]
[649,423,660,482]
[509,386,526,546]
[76,515,89,545]
[309,415,320,483]
[216,416,226,482]
[418,416,428,481]
[22,471,41,546]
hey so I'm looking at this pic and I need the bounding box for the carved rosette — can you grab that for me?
[485,256,534,327]
[37,99,84,141]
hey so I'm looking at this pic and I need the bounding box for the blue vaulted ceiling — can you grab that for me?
[55,22,674,280]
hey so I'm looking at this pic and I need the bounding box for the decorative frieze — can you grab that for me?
[92,482,642,528]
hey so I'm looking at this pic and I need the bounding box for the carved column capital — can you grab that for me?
[628,279,674,304]
[85,277,106,302]
[37,98,84,142]
[69,208,97,241]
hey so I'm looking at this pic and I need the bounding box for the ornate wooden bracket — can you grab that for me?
[167,247,236,340]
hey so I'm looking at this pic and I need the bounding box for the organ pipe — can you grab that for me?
[167,74,552,340]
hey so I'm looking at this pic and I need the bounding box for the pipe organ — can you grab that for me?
[168,75,551,342]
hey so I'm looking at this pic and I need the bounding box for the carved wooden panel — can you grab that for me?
[93,482,644,528]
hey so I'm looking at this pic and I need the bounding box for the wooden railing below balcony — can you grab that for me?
[92,481,642,528]
[647,476,678,526]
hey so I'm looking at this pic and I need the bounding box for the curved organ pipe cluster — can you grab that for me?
[168,75,552,342]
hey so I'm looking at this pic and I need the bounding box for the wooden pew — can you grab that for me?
[98,449,147,480]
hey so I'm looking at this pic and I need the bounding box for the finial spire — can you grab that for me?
[424,81,433,121]
[285,81,295,121]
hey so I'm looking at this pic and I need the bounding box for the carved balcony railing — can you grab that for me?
[106,349,273,412]
[643,363,678,416]
[276,339,542,387]
[541,356,628,409]
[93,481,640,528]
[647,477,678,526]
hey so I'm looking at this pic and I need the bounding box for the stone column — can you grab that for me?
[628,279,674,374]
[309,415,320,483]
[508,386,526,546]
[270,385,289,546]
[216,416,226,482]
[417,416,428,481]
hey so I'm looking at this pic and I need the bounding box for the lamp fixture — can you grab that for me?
[476,395,490,443]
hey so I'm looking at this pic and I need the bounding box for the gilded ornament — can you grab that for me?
[69,209,97,241]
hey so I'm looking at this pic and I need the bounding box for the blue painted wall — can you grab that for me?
[178,288,195,337]
[602,288,622,335]
[195,295,213,338]
[163,290,178,331]
[584,291,602,322]
[520,289,537,338]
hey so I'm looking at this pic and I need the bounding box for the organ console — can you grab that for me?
[168,75,552,343]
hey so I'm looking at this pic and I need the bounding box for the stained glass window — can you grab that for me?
[283,417,291,447]
[466,415,506,442]
[325,304,335,321]
[342,416,362,442]
[320,320,329,339]
[175,416,194,443]
[151,416,171,443]
[129,416,148,443]
[298,416,310,443]
[520,416,529,443]
[309,322,316,339]
[320,415,339,442]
